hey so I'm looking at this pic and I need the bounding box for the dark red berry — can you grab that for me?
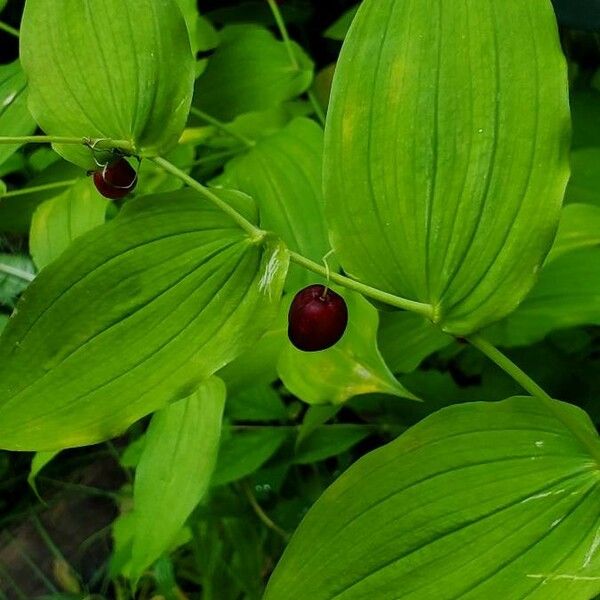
[288,285,348,352]
[93,157,137,200]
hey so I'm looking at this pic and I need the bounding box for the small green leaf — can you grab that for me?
[0,161,81,234]
[218,118,330,290]
[0,189,288,450]
[130,377,225,580]
[547,203,600,263]
[20,0,195,168]
[278,291,418,405]
[136,145,194,196]
[324,0,570,335]
[212,428,289,487]
[486,247,600,347]
[0,61,36,168]
[378,311,453,374]
[30,179,108,270]
[27,450,59,499]
[294,425,370,465]
[226,385,287,423]
[193,25,313,121]
[0,254,35,307]
[265,397,600,600]
[324,6,359,40]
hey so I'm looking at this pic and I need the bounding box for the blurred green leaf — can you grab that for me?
[27,450,59,499]
[226,385,287,423]
[20,0,195,168]
[0,161,81,234]
[486,247,600,347]
[294,425,370,465]
[547,203,600,263]
[0,61,36,168]
[0,253,35,307]
[325,0,570,335]
[378,311,453,374]
[212,428,290,486]
[0,189,288,450]
[30,179,108,270]
[136,145,194,196]
[278,291,417,405]
[565,148,600,206]
[130,377,225,580]
[265,397,600,600]
[324,6,359,40]
[193,25,313,121]
[219,118,330,290]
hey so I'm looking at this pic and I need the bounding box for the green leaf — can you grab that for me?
[324,0,570,335]
[20,0,195,169]
[27,450,59,499]
[212,428,289,487]
[546,203,600,263]
[130,377,225,580]
[565,148,600,207]
[0,314,7,334]
[324,6,359,40]
[193,25,313,121]
[486,247,600,347]
[136,145,194,196]
[378,311,453,374]
[0,61,36,168]
[278,290,418,405]
[294,425,370,465]
[0,254,35,307]
[226,385,287,423]
[218,118,330,290]
[0,189,288,451]
[0,161,81,234]
[30,179,108,270]
[265,397,600,600]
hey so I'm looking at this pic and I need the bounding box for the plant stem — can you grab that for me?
[0,21,19,38]
[189,107,255,148]
[0,263,35,282]
[288,251,434,317]
[468,334,600,463]
[307,89,326,126]
[0,135,133,153]
[151,156,264,240]
[267,0,299,70]
[1,179,78,199]
[242,481,289,541]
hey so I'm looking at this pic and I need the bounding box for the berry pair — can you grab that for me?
[288,285,348,352]
[92,157,137,200]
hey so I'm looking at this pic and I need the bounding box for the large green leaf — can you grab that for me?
[193,24,313,121]
[0,61,36,167]
[324,0,570,335]
[486,247,600,347]
[278,291,417,405]
[218,118,330,290]
[130,377,225,580]
[30,178,108,269]
[20,0,195,169]
[265,397,600,600]
[0,190,288,451]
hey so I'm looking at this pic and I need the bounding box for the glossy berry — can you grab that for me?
[93,157,137,200]
[288,285,348,352]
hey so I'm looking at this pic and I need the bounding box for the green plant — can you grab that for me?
[1,0,600,598]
